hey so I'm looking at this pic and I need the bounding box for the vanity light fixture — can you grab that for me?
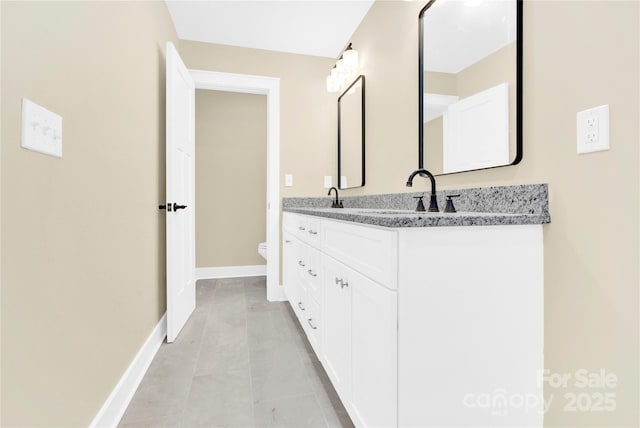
[326,43,359,93]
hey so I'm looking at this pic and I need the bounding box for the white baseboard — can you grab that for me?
[90,313,167,428]
[196,265,267,280]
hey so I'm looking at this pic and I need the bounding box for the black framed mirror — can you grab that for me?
[419,0,522,175]
[338,75,365,189]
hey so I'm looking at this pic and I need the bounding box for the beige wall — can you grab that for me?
[195,90,267,267]
[348,1,639,426]
[424,42,516,99]
[180,41,337,199]
[1,1,177,426]
[179,42,336,285]
[424,70,457,96]
[456,43,516,99]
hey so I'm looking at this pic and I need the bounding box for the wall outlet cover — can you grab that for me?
[577,104,609,154]
[323,176,332,188]
[21,98,63,158]
[284,174,293,187]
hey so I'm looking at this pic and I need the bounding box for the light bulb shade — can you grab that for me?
[343,48,359,71]
[326,75,339,93]
[336,59,350,80]
[331,67,338,78]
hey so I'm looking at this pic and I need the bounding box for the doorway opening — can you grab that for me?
[190,70,282,302]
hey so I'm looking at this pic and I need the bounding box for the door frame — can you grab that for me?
[189,69,283,302]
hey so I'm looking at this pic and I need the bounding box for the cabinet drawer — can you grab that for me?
[322,218,398,290]
[297,243,321,303]
[284,212,322,248]
[304,297,321,355]
[292,280,309,321]
[304,217,321,247]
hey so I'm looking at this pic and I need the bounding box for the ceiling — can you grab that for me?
[424,0,516,73]
[165,0,374,59]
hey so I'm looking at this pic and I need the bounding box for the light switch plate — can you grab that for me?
[577,104,609,154]
[284,174,293,187]
[21,98,63,158]
[323,176,332,188]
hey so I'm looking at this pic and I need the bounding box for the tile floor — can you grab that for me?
[118,277,354,428]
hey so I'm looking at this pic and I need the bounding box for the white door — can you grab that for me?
[351,276,397,428]
[165,42,196,343]
[321,255,352,402]
[443,82,510,173]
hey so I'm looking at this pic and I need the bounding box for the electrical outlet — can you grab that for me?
[585,117,599,143]
[285,174,293,187]
[577,104,609,154]
[323,176,332,188]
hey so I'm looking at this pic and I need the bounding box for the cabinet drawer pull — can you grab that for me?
[298,260,306,267]
[298,226,306,231]
[307,269,317,277]
[307,318,318,330]
[308,230,318,235]
[298,302,305,311]
[285,239,291,243]
[341,281,349,288]
[335,277,342,285]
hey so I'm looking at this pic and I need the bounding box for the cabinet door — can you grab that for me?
[321,255,352,402]
[351,276,397,428]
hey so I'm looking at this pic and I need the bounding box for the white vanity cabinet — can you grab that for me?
[349,269,397,427]
[397,225,543,427]
[284,212,399,427]
[320,217,399,428]
[282,211,544,428]
[319,255,352,400]
[283,214,322,354]
[321,252,398,428]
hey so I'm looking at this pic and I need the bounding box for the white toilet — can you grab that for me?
[258,242,267,260]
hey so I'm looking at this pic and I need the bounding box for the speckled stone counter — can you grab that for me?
[283,184,550,228]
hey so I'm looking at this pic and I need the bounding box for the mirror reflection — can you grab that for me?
[420,0,522,175]
[338,75,365,189]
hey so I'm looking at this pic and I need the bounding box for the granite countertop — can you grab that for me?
[283,184,551,228]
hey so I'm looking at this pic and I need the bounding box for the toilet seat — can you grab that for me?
[258,242,267,260]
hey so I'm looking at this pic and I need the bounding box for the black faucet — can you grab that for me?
[328,187,342,208]
[406,169,439,212]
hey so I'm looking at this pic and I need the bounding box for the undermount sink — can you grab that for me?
[352,209,426,215]
[344,208,519,217]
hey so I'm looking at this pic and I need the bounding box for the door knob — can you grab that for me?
[159,203,187,212]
